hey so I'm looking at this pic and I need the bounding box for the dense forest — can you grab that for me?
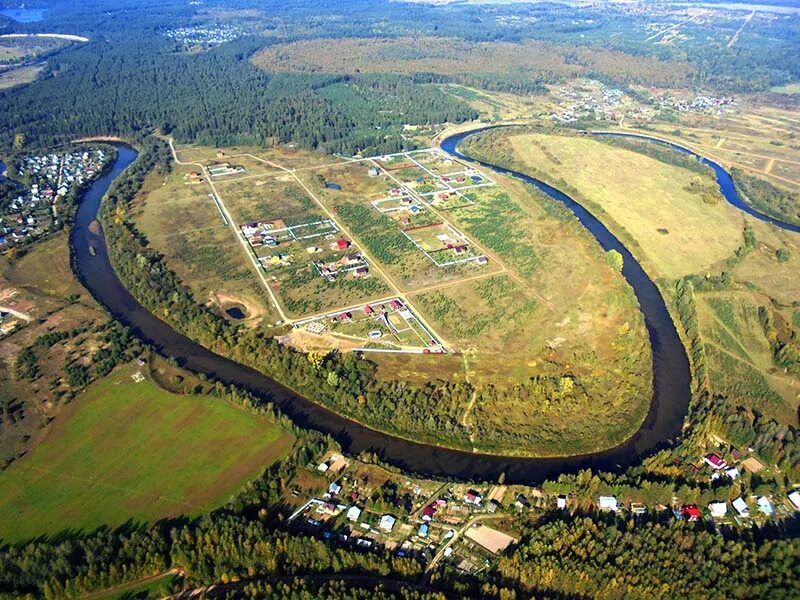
[0,34,475,155]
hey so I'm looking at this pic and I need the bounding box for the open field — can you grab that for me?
[490,131,746,279]
[0,64,43,89]
[642,103,800,194]
[251,37,695,89]
[131,165,278,323]
[0,233,107,465]
[696,290,799,422]
[0,362,294,542]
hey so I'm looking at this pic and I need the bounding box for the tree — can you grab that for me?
[606,249,624,272]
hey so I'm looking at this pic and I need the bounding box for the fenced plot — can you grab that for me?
[401,222,484,267]
[293,298,443,353]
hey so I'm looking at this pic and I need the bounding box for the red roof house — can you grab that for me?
[704,454,727,470]
[681,504,702,520]
[337,238,351,250]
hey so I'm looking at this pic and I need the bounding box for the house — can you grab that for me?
[353,266,369,277]
[681,504,702,520]
[336,238,351,250]
[347,506,362,522]
[368,167,381,177]
[476,256,488,265]
[320,502,338,516]
[317,462,330,472]
[731,447,742,461]
[379,514,396,532]
[789,490,800,510]
[389,299,402,311]
[708,502,727,518]
[704,453,727,470]
[598,496,618,512]
[329,482,342,496]
[630,503,647,516]
[725,467,740,480]
[732,497,749,517]
[557,495,567,509]
[363,305,374,315]
[422,504,437,521]
[488,499,500,513]
[757,497,773,516]
[418,523,429,537]
[464,490,483,506]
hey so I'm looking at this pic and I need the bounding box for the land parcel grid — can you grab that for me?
[298,159,500,291]
[215,172,391,317]
[131,163,276,320]
[290,297,443,354]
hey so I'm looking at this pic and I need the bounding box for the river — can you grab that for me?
[71,137,694,484]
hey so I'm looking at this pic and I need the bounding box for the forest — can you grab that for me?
[0,33,475,155]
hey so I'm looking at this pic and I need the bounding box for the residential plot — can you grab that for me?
[402,222,484,267]
[298,162,498,291]
[288,298,443,354]
[221,175,393,317]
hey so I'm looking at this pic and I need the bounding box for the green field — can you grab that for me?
[0,364,294,542]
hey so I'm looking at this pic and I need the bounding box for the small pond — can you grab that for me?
[225,306,247,320]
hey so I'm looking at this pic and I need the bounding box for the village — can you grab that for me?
[548,79,736,124]
[0,147,109,249]
[281,438,800,578]
[162,23,244,49]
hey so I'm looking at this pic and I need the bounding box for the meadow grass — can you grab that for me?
[0,363,294,542]
[503,132,744,279]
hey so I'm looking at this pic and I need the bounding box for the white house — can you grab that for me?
[346,506,362,522]
[788,490,800,510]
[725,467,740,480]
[756,497,773,516]
[708,502,727,518]
[732,497,749,517]
[557,495,567,509]
[379,514,396,532]
[598,496,618,512]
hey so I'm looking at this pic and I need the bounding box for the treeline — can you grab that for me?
[731,168,800,227]
[488,515,799,600]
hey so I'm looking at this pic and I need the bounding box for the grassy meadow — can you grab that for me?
[131,164,278,322]
[0,363,294,542]
[499,132,745,279]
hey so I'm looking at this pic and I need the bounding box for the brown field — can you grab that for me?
[488,131,746,279]
[252,37,695,89]
[130,164,279,322]
[0,64,42,89]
